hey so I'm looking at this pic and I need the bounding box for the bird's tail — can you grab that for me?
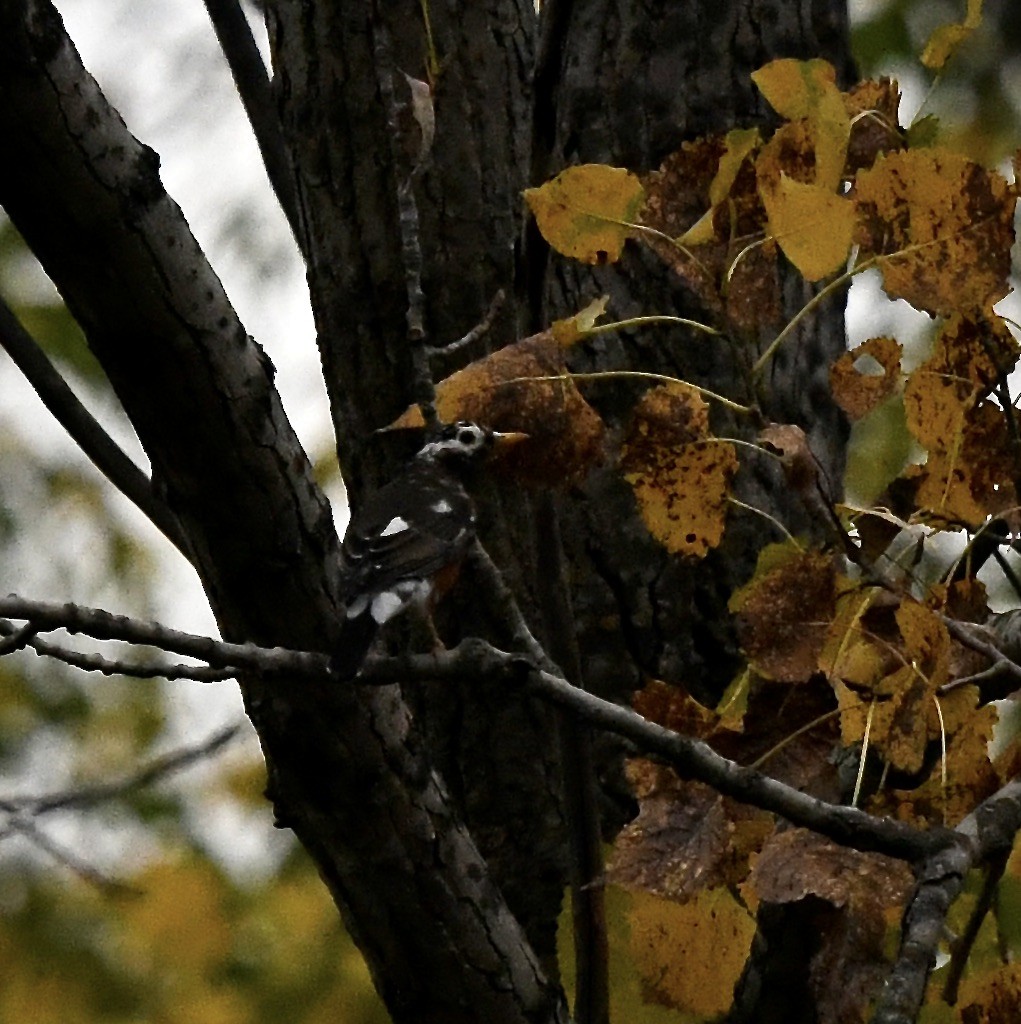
[329,613,379,679]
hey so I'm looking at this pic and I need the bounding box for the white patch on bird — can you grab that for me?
[370,578,433,624]
[380,516,410,537]
[431,498,453,515]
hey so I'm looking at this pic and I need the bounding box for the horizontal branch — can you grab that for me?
[0,596,327,676]
[0,594,951,865]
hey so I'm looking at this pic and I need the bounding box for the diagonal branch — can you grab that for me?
[870,777,1021,1024]
[0,298,190,556]
[5,723,242,815]
[201,0,301,242]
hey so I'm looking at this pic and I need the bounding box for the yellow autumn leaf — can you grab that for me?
[760,174,855,280]
[676,206,716,246]
[752,58,850,189]
[854,147,1015,315]
[524,164,645,263]
[625,886,755,1018]
[709,127,761,205]
[752,58,838,121]
[619,384,737,557]
[920,0,983,69]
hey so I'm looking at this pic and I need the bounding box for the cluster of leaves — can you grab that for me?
[505,49,1021,1024]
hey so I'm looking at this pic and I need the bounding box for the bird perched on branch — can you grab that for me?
[331,421,525,677]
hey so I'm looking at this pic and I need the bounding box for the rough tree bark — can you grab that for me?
[0,0,854,1021]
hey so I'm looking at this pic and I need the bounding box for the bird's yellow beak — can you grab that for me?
[491,431,529,451]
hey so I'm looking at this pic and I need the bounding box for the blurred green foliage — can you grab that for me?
[852,0,1021,163]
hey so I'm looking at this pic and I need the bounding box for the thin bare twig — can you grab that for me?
[4,723,242,815]
[369,0,435,424]
[201,0,302,242]
[428,289,506,360]
[5,816,141,894]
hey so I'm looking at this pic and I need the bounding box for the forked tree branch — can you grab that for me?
[871,778,1021,1024]
[0,723,241,891]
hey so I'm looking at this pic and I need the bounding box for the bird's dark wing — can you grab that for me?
[338,467,475,601]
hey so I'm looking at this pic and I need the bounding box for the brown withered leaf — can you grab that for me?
[758,423,839,510]
[830,336,903,420]
[854,148,1016,316]
[730,544,837,683]
[843,78,903,174]
[902,315,1020,525]
[611,771,773,901]
[905,402,1016,527]
[640,138,783,336]
[392,330,605,485]
[619,384,738,557]
[745,828,912,1024]
[632,678,739,740]
[930,313,1020,393]
[747,827,912,911]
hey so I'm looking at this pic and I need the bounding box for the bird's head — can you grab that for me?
[415,421,527,467]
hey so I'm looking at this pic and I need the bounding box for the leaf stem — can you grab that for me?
[582,315,719,337]
[509,370,753,414]
[752,257,877,377]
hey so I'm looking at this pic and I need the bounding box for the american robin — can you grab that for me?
[331,421,525,677]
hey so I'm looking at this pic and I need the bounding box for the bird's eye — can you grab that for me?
[457,427,478,446]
